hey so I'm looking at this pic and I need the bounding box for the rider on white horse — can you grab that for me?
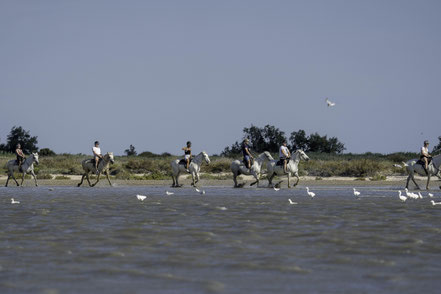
[182,141,192,172]
[421,140,432,175]
[15,143,26,172]
[93,141,104,174]
[279,141,291,174]
[242,138,254,172]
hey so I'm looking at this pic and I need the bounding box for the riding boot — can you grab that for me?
[424,166,429,176]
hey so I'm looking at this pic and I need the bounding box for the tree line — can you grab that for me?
[2,125,441,157]
[221,124,346,156]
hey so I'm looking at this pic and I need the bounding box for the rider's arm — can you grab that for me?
[246,147,253,158]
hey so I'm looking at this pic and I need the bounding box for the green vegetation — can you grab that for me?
[0,151,420,179]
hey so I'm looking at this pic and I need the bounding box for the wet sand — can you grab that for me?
[1,175,440,189]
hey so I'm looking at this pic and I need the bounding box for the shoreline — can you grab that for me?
[1,175,440,188]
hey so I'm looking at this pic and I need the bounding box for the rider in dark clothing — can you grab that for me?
[242,139,254,171]
[15,143,26,172]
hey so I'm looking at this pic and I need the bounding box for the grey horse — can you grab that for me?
[77,152,115,187]
[5,153,39,187]
[171,151,210,187]
[405,153,441,190]
[266,150,310,188]
[230,151,274,188]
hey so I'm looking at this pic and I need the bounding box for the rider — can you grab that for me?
[242,138,253,171]
[93,141,103,174]
[15,143,26,172]
[182,141,192,172]
[421,140,432,175]
[279,140,291,174]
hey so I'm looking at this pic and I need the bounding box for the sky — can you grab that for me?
[1,0,440,156]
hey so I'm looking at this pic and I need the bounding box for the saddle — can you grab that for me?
[417,157,432,166]
[276,158,289,166]
[179,158,192,165]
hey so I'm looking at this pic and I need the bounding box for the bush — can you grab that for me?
[39,148,56,156]
[38,173,53,179]
[55,175,70,180]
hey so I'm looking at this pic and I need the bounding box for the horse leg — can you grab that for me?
[20,172,26,186]
[91,173,101,187]
[233,173,238,187]
[105,171,112,186]
[191,172,196,186]
[426,174,431,190]
[250,173,259,186]
[411,174,420,190]
[86,173,93,187]
[287,173,291,188]
[5,174,10,187]
[78,174,85,187]
[30,170,38,187]
[293,174,300,187]
[267,173,274,188]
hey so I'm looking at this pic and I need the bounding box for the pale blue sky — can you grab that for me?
[1,0,440,155]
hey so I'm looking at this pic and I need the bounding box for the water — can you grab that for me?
[1,186,441,294]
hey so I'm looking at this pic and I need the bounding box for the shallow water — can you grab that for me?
[1,186,441,294]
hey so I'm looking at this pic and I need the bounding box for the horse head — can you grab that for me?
[32,153,39,165]
[293,150,309,162]
[202,151,210,164]
[262,151,274,161]
[106,152,115,164]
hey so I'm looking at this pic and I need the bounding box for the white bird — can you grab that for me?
[11,198,20,204]
[428,193,434,198]
[306,187,315,198]
[195,188,205,195]
[393,164,402,168]
[136,195,147,201]
[402,161,409,167]
[165,191,174,196]
[398,191,407,202]
[353,188,361,196]
[274,187,280,191]
[288,199,297,205]
[431,200,441,206]
[418,192,423,199]
[404,188,419,199]
[325,97,336,107]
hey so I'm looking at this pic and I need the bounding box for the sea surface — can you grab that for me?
[1,186,441,294]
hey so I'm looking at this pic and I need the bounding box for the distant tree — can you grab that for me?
[2,126,38,154]
[39,148,56,156]
[433,136,441,153]
[138,151,159,158]
[124,144,137,156]
[289,129,308,150]
[221,124,286,156]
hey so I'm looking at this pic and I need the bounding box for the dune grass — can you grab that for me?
[0,151,419,179]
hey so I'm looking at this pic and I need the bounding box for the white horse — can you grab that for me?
[5,153,39,187]
[77,152,115,187]
[171,151,210,187]
[405,153,441,190]
[267,150,310,188]
[230,151,274,188]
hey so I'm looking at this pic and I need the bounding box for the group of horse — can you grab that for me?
[4,150,441,190]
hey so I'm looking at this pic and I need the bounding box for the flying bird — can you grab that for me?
[306,187,315,198]
[274,187,280,191]
[353,188,361,197]
[393,164,402,168]
[288,199,298,205]
[418,192,423,199]
[165,191,174,196]
[325,97,336,107]
[136,195,147,201]
[11,198,20,204]
[428,193,434,198]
